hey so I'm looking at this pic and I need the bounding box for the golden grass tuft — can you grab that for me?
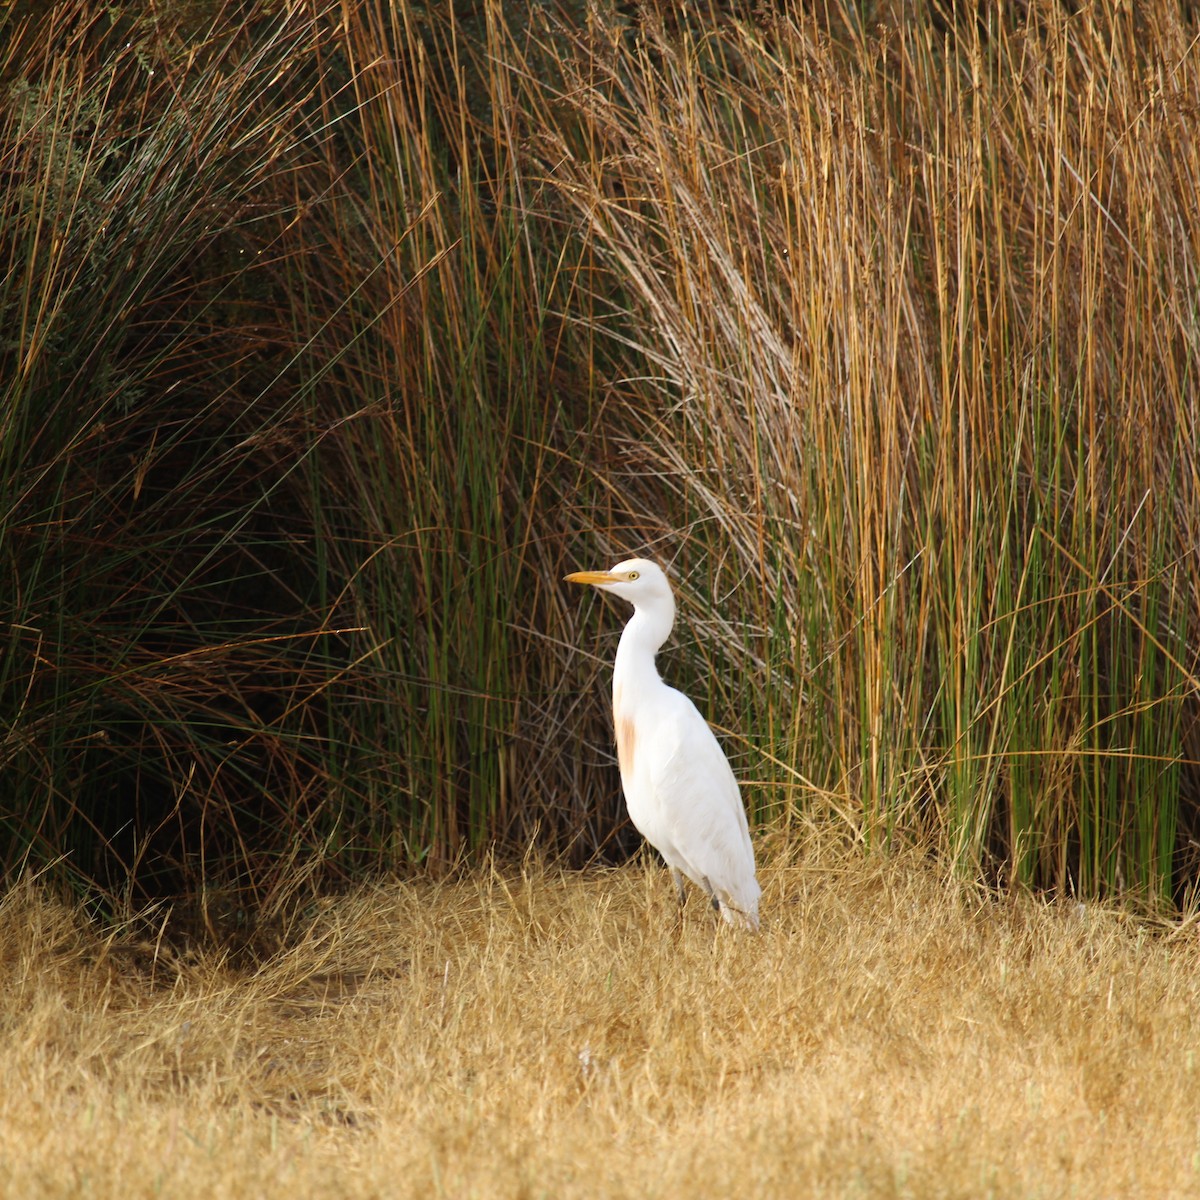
[5,837,1200,1197]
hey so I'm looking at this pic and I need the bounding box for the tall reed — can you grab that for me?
[2,0,1199,912]
[0,1,628,906]
[529,1,1200,905]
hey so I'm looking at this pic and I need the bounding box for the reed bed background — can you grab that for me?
[3,0,1200,914]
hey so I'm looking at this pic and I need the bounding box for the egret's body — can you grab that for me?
[565,559,761,931]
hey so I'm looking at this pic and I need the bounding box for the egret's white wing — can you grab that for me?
[630,686,759,919]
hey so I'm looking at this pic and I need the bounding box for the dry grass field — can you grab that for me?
[4,835,1200,1199]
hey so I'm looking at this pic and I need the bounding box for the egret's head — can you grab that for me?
[564,557,674,610]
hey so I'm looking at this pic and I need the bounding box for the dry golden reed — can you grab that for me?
[5,0,1200,907]
[5,836,1200,1198]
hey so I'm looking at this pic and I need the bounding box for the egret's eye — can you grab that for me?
[628,570,640,580]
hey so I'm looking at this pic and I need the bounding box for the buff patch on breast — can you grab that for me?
[616,714,637,777]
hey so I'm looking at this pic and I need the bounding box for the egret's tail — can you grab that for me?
[718,896,761,933]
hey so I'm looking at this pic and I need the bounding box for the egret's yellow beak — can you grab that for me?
[564,570,620,586]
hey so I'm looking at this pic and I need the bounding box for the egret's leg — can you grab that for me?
[670,867,687,907]
[701,876,720,917]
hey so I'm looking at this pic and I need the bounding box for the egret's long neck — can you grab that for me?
[612,598,675,711]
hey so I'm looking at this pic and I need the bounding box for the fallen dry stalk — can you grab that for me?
[4,837,1200,1197]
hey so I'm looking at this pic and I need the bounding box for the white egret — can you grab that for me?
[565,558,761,931]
